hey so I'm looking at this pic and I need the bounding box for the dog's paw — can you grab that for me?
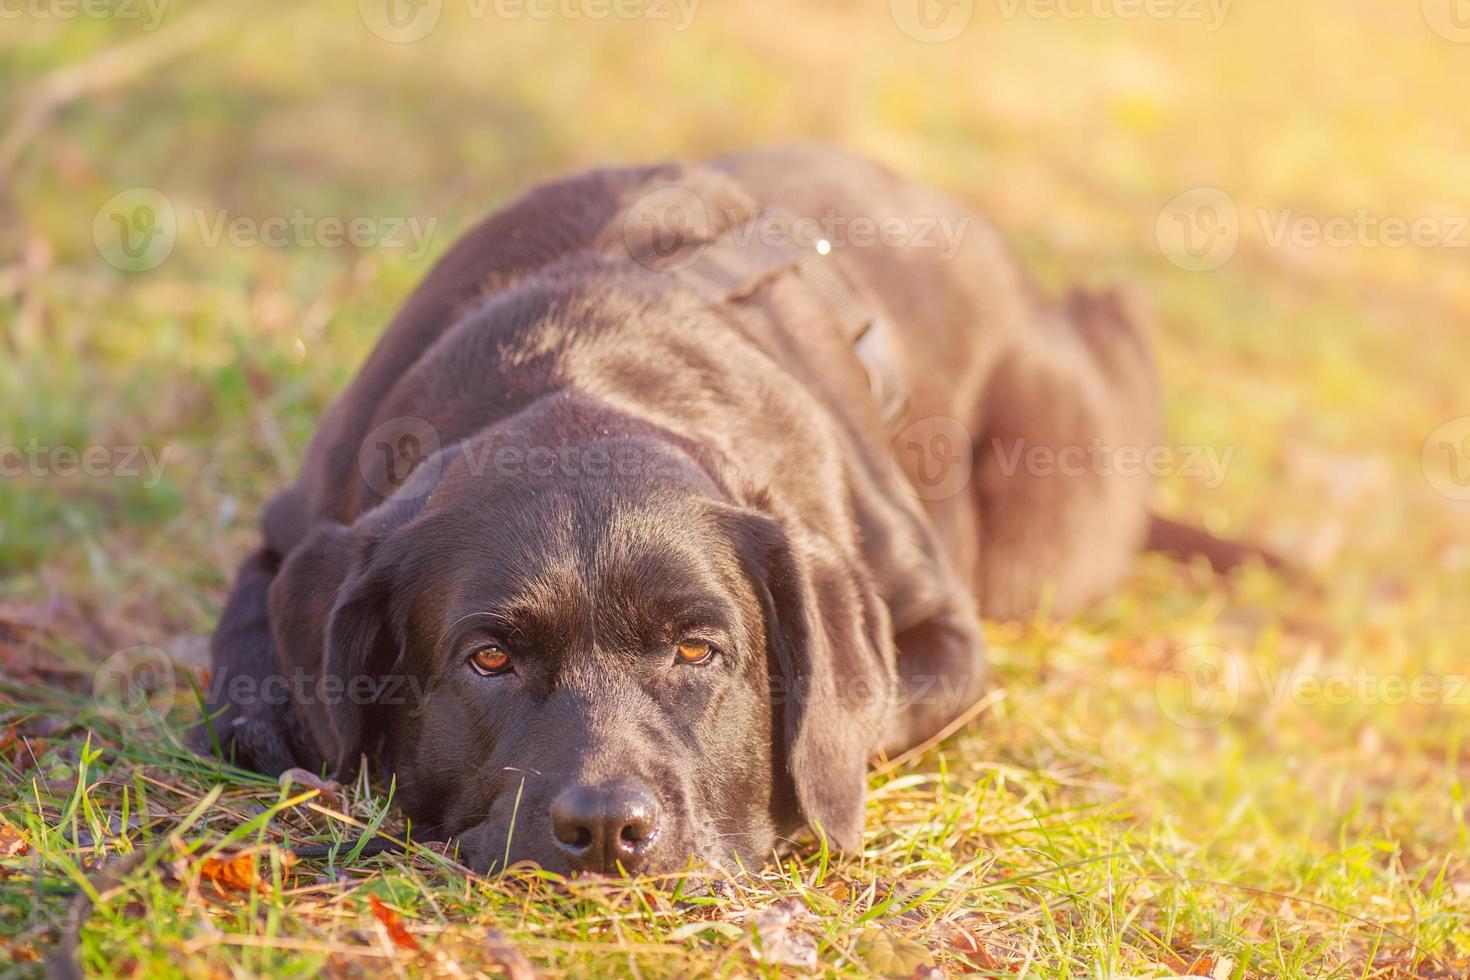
[188,706,319,777]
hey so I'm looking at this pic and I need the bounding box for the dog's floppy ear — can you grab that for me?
[267,519,400,780]
[724,508,897,852]
[268,445,457,779]
[320,541,401,779]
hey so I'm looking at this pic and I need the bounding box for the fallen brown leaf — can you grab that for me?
[949,924,1013,972]
[197,846,296,895]
[0,939,40,963]
[856,926,933,978]
[0,824,30,858]
[369,895,421,952]
[8,732,40,774]
[1185,954,1215,977]
[823,877,850,902]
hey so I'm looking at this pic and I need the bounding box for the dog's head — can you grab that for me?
[267,421,894,875]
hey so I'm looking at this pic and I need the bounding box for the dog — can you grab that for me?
[198,145,1252,875]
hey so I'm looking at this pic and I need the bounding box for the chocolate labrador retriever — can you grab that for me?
[198,145,1233,875]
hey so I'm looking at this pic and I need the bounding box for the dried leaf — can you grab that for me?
[1153,950,1219,979]
[0,825,30,858]
[0,939,40,963]
[823,877,850,901]
[197,846,296,894]
[484,928,538,979]
[369,895,421,952]
[949,924,1011,971]
[856,926,933,978]
[9,734,38,774]
[749,898,817,970]
[1185,954,1215,977]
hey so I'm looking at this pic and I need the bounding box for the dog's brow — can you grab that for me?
[448,611,505,632]
[444,610,528,651]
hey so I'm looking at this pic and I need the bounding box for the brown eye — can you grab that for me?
[675,640,715,665]
[468,644,511,676]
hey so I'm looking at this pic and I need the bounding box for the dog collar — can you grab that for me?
[664,205,912,430]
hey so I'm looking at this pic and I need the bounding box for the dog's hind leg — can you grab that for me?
[971,287,1162,620]
[190,547,323,774]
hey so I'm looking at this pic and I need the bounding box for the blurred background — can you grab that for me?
[4,0,1470,972]
[4,0,1468,623]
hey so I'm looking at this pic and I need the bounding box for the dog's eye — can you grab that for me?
[467,644,512,676]
[675,640,716,665]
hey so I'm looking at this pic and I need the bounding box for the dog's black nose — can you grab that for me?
[549,780,661,873]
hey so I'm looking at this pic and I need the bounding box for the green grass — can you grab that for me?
[3,1,1469,976]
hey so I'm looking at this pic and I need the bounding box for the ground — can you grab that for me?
[2,1,1469,976]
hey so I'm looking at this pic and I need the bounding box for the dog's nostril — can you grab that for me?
[615,805,658,849]
[550,790,599,853]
